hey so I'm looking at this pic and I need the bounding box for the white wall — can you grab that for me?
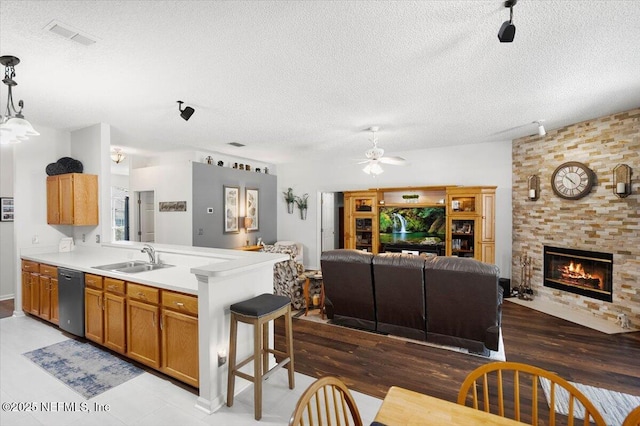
[276,140,513,278]
[0,144,15,299]
[129,161,193,246]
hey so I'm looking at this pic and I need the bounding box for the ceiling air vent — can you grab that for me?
[44,20,97,46]
[228,142,245,147]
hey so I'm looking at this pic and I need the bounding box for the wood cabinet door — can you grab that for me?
[127,299,160,369]
[85,287,104,344]
[72,174,99,225]
[104,293,127,354]
[481,192,495,243]
[38,276,51,321]
[29,272,40,316]
[46,176,60,224]
[21,271,32,313]
[50,278,59,325]
[58,174,74,225]
[161,309,199,387]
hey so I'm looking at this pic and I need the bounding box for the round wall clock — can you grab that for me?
[551,161,594,200]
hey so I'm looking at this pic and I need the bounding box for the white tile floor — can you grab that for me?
[0,315,382,426]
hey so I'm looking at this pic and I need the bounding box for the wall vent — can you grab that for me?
[44,20,97,46]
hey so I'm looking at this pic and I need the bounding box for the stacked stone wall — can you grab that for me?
[512,108,639,327]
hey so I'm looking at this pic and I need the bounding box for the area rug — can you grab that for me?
[294,309,506,361]
[23,339,143,399]
[540,377,640,426]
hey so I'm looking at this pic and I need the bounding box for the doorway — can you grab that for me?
[134,190,155,242]
[320,192,343,254]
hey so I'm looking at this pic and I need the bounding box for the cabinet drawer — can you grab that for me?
[162,291,198,316]
[22,260,39,273]
[39,264,58,277]
[127,283,159,304]
[104,278,125,295]
[85,274,103,290]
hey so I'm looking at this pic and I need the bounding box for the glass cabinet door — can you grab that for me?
[450,218,475,258]
[355,218,373,252]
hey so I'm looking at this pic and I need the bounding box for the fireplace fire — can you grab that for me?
[543,246,613,302]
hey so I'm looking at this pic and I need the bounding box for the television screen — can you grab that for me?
[379,206,446,244]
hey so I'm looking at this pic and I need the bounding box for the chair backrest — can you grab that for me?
[289,376,363,426]
[457,361,606,426]
[623,405,640,426]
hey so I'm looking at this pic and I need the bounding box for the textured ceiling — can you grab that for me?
[1,1,639,164]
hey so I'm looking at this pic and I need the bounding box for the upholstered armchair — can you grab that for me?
[262,244,307,309]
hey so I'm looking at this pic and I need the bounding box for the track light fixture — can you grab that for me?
[498,0,517,43]
[177,100,195,121]
[0,56,39,145]
[535,120,546,137]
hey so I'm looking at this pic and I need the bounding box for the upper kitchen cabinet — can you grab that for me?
[47,173,99,225]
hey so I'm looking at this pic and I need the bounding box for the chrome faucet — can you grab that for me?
[141,244,156,264]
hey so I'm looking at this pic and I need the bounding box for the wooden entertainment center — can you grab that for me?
[343,186,496,264]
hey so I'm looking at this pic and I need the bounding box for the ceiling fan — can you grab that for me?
[357,127,408,175]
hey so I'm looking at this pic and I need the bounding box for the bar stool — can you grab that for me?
[226,293,295,420]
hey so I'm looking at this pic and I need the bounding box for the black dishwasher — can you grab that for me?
[57,268,85,337]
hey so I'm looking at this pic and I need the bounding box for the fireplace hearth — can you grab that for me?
[543,246,613,302]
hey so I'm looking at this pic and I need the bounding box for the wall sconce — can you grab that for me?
[110,148,126,164]
[613,164,632,198]
[527,175,540,201]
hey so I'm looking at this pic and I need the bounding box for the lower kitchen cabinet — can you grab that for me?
[161,291,199,387]
[127,283,161,369]
[104,290,126,354]
[21,260,58,325]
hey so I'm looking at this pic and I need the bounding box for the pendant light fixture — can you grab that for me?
[0,56,39,145]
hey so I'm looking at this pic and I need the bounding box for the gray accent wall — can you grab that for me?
[192,162,277,249]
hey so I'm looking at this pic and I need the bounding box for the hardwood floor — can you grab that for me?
[276,301,640,403]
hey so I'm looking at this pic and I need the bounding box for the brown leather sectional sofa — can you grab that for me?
[320,249,503,354]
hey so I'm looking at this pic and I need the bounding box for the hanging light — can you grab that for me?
[363,160,384,176]
[110,148,126,164]
[0,56,39,145]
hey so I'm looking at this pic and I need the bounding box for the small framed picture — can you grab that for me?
[224,186,239,233]
[0,197,14,222]
[245,188,259,232]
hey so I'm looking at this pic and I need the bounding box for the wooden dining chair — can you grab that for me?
[289,375,363,426]
[623,405,640,426]
[457,361,606,426]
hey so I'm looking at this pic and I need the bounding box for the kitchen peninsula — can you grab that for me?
[19,242,288,415]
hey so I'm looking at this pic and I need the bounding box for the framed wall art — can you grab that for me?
[224,186,239,233]
[1,197,14,222]
[245,188,259,231]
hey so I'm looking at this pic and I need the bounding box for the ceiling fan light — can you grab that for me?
[363,162,384,175]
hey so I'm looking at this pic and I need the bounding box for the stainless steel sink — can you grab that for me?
[93,260,174,274]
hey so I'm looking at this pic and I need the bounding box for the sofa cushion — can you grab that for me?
[321,249,376,331]
[373,253,426,340]
[423,256,501,351]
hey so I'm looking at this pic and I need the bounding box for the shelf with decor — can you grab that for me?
[446,186,496,263]
[343,191,379,253]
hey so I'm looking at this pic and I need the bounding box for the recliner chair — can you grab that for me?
[321,249,376,331]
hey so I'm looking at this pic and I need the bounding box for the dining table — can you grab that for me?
[373,386,525,425]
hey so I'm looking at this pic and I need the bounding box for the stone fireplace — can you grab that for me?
[543,246,613,303]
[512,107,639,329]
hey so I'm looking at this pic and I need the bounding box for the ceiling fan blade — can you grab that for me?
[379,156,408,165]
[356,159,370,164]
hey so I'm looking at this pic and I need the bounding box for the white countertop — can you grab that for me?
[21,243,288,295]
